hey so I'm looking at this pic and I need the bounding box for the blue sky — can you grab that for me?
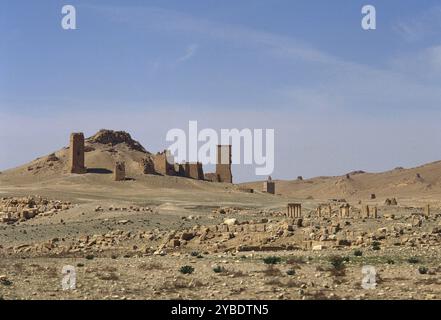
[1,0,441,182]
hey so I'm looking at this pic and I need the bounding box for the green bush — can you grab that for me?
[179,265,195,274]
[0,278,12,286]
[286,269,296,276]
[263,256,282,265]
[371,241,381,251]
[328,255,348,277]
[418,266,428,274]
[212,266,225,273]
[329,255,346,270]
[408,257,420,264]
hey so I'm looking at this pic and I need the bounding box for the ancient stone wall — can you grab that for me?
[216,145,232,183]
[184,162,204,180]
[141,157,155,174]
[69,133,87,174]
[263,177,275,194]
[114,161,125,181]
[153,151,175,176]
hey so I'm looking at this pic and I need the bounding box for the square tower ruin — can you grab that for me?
[216,145,232,183]
[153,150,175,176]
[184,162,204,180]
[262,176,275,194]
[114,161,126,181]
[69,132,87,174]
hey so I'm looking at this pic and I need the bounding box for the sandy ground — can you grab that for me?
[1,173,441,300]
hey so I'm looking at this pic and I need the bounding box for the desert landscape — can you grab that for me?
[1,129,441,300]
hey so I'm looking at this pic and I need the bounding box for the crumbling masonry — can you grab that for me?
[263,176,275,194]
[114,161,125,181]
[216,145,232,183]
[69,133,87,174]
[287,203,302,218]
[184,162,204,180]
[153,150,175,176]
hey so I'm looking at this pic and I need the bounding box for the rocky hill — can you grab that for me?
[242,160,441,200]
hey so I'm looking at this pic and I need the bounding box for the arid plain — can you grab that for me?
[1,130,441,300]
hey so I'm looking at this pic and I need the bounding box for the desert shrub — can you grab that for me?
[328,255,346,277]
[85,254,94,260]
[263,256,282,265]
[286,268,296,276]
[212,266,225,273]
[354,250,363,257]
[371,241,381,251]
[418,266,428,275]
[179,265,195,275]
[0,278,12,286]
[386,258,395,265]
[408,257,420,264]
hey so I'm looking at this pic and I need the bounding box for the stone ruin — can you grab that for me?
[153,150,176,176]
[69,133,87,174]
[385,198,398,206]
[339,203,351,218]
[114,161,125,181]
[215,145,232,183]
[0,196,72,223]
[262,176,275,194]
[184,162,204,180]
[65,131,233,183]
[287,203,302,218]
[425,204,431,217]
[362,205,378,219]
[315,204,333,218]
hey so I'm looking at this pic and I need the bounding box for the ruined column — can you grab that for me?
[424,204,430,217]
[363,205,370,218]
[287,203,301,218]
[340,204,350,218]
[216,145,232,183]
[372,206,378,219]
[69,133,87,174]
[114,161,125,181]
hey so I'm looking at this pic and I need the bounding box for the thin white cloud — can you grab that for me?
[85,4,337,66]
[393,6,441,42]
[177,44,199,62]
